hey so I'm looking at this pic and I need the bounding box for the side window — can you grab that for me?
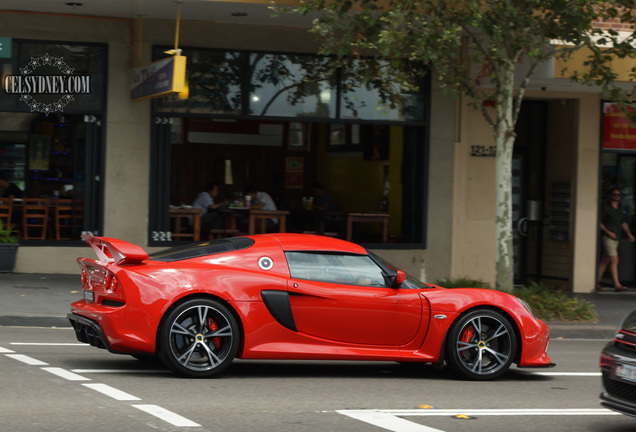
[286,252,387,287]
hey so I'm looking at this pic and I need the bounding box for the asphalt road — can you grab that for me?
[0,326,633,432]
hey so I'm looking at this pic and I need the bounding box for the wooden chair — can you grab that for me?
[0,197,13,230]
[54,199,84,240]
[22,198,50,240]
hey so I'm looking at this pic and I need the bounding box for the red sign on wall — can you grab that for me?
[603,102,636,150]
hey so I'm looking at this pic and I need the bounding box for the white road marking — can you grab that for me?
[5,353,48,365]
[3,344,202,428]
[41,367,90,381]
[527,372,601,377]
[133,404,202,427]
[376,408,619,416]
[337,408,620,432]
[72,369,170,374]
[82,383,141,401]
[11,342,88,346]
[338,410,443,432]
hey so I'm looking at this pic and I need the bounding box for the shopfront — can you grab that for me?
[599,102,636,287]
[0,40,106,243]
[147,46,430,248]
[0,8,611,292]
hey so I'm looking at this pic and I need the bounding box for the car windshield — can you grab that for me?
[367,251,430,289]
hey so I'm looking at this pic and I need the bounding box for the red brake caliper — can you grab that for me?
[208,318,221,348]
[461,326,474,343]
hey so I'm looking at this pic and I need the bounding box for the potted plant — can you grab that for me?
[0,220,18,272]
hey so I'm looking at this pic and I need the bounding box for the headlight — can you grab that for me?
[516,297,538,319]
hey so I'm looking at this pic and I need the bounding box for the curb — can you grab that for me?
[548,324,615,340]
[0,315,70,328]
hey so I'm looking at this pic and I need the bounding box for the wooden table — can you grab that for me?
[169,208,204,241]
[247,209,290,234]
[222,208,290,235]
[345,212,390,243]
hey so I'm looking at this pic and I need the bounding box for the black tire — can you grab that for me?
[158,298,240,378]
[446,309,517,380]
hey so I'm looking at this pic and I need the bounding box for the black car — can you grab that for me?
[600,310,636,417]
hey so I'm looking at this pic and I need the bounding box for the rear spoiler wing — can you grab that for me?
[82,235,149,265]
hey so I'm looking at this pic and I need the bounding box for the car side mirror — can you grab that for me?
[395,270,406,286]
[385,269,407,288]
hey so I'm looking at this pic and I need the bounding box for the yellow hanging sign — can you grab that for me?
[131,55,186,101]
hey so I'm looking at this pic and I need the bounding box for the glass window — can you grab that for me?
[149,47,428,247]
[340,59,425,122]
[286,251,387,287]
[153,48,245,115]
[249,53,337,118]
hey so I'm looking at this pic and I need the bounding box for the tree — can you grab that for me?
[276,0,636,291]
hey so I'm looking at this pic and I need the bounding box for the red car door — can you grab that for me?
[288,279,425,346]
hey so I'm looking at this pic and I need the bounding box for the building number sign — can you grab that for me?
[470,145,497,157]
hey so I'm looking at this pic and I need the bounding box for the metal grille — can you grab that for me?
[603,372,636,403]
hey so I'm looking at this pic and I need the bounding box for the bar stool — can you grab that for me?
[22,198,50,240]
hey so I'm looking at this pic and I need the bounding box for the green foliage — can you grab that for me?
[435,278,597,322]
[0,220,18,245]
[514,282,597,322]
[435,277,490,289]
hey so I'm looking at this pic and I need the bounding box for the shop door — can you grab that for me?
[601,155,636,284]
[512,101,547,285]
[26,114,104,239]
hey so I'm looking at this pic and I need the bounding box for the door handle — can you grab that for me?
[517,217,528,237]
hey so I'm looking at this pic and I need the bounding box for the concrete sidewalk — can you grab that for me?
[0,272,634,339]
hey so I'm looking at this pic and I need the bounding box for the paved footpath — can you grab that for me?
[0,272,634,339]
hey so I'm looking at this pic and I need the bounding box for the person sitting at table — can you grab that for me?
[312,181,336,212]
[0,171,24,199]
[312,181,341,234]
[244,185,278,232]
[192,182,228,233]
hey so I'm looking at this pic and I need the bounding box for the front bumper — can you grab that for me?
[600,341,636,418]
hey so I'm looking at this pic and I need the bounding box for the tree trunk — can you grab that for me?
[494,72,517,292]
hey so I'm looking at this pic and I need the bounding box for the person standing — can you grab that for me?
[598,187,635,292]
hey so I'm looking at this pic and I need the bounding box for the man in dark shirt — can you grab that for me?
[0,171,23,199]
[597,187,635,291]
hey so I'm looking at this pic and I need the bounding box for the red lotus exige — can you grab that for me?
[68,234,554,380]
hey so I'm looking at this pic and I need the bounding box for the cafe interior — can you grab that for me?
[167,117,426,246]
[158,47,428,247]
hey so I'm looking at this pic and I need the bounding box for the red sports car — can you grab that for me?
[68,234,553,380]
